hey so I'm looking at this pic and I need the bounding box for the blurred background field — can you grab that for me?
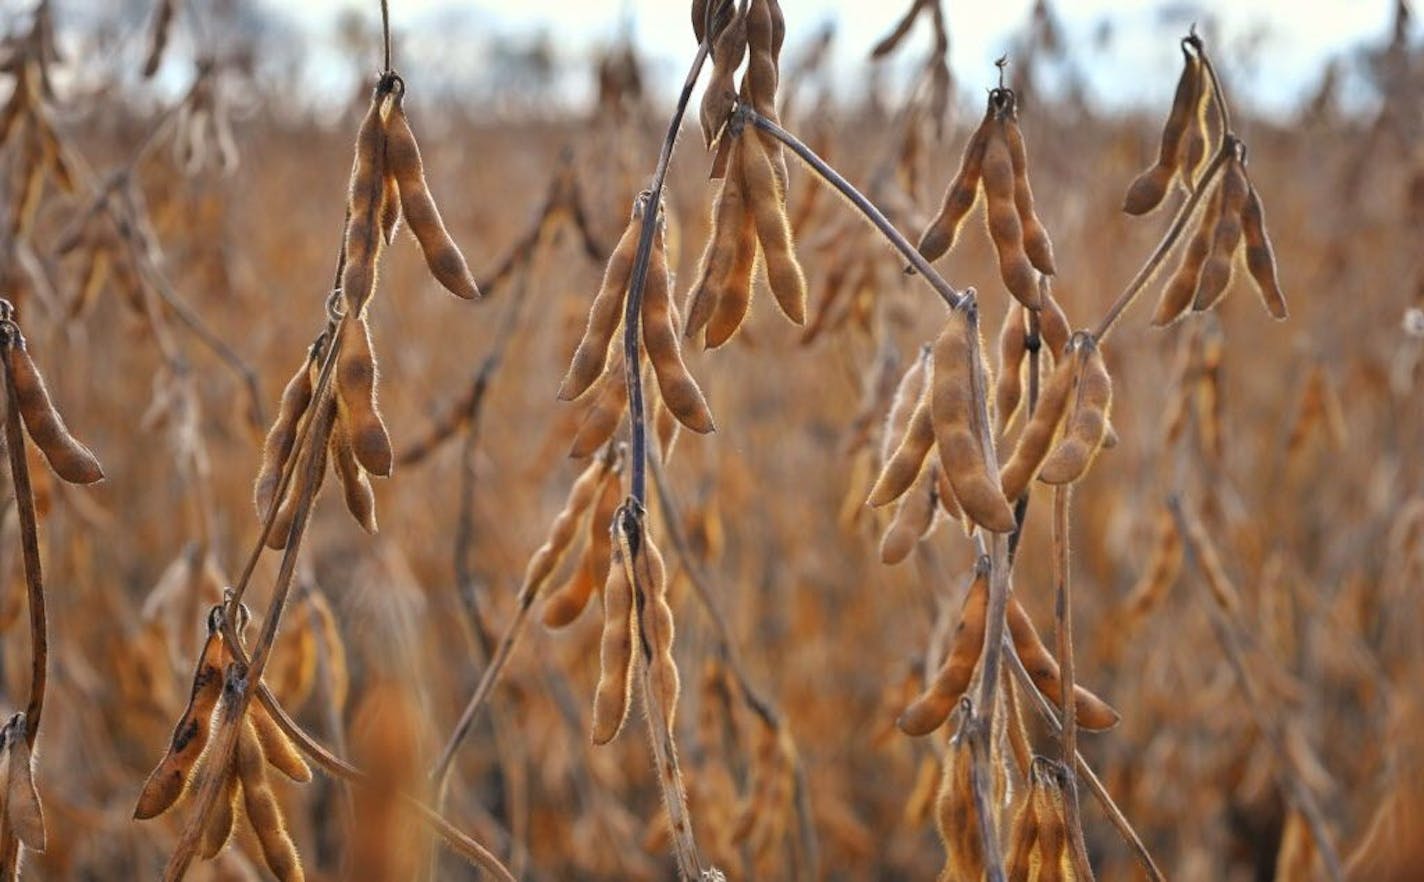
[0,1,1421,880]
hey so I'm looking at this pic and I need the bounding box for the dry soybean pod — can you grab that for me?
[336,314,392,477]
[867,371,935,508]
[1123,46,1200,215]
[741,129,806,325]
[1003,106,1057,275]
[384,95,480,300]
[935,728,988,882]
[254,343,317,518]
[879,466,937,565]
[1152,181,1223,326]
[1241,182,1287,319]
[559,213,638,400]
[328,416,378,534]
[524,454,610,596]
[685,143,748,340]
[339,88,389,316]
[568,356,628,458]
[1004,778,1039,880]
[881,346,930,463]
[198,770,240,860]
[897,560,990,735]
[932,303,1017,533]
[1039,335,1113,485]
[249,701,312,784]
[634,527,680,732]
[3,721,44,850]
[916,105,992,264]
[999,334,1079,502]
[236,718,305,882]
[699,0,749,147]
[1192,154,1249,312]
[3,332,103,484]
[995,304,1028,433]
[1007,597,1120,731]
[544,458,621,627]
[704,200,758,350]
[642,227,715,434]
[1039,290,1072,363]
[981,117,1040,310]
[266,417,331,551]
[1032,761,1071,880]
[134,623,225,819]
[591,522,638,745]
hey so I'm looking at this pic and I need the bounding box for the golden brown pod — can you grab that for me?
[1123,47,1201,215]
[134,628,226,819]
[329,419,378,533]
[254,347,317,518]
[523,455,609,598]
[867,374,935,508]
[879,466,937,565]
[741,130,807,325]
[591,524,638,745]
[932,305,1017,533]
[1193,155,1249,311]
[336,315,392,478]
[384,98,480,300]
[981,121,1041,309]
[1038,291,1072,363]
[250,701,313,784]
[897,562,990,735]
[995,304,1028,433]
[543,461,621,628]
[705,207,758,349]
[935,730,995,882]
[339,92,389,316]
[1241,183,1287,319]
[916,105,992,263]
[568,354,629,458]
[1038,337,1113,485]
[559,214,638,401]
[1152,182,1222,326]
[1003,112,1057,275]
[3,720,45,850]
[1031,761,1072,879]
[1007,598,1120,731]
[999,340,1078,501]
[198,771,240,860]
[699,0,749,147]
[636,529,680,731]
[237,718,305,882]
[643,229,716,434]
[686,141,748,340]
[4,338,104,484]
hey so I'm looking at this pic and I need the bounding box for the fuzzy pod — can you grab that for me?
[254,348,316,519]
[134,630,226,819]
[336,315,392,478]
[591,529,638,745]
[897,563,990,735]
[1241,183,1287,319]
[643,233,715,433]
[917,105,993,263]
[981,123,1041,310]
[559,214,638,400]
[4,339,103,484]
[931,306,1017,533]
[1123,48,1201,214]
[237,718,306,881]
[384,99,480,300]
[1192,156,1250,311]
[1038,338,1113,485]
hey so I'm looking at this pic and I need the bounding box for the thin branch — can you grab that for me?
[1052,485,1093,880]
[2,333,46,747]
[745,107,966,311]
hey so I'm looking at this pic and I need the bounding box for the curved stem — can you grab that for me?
[4,355,46,748]
[1091,142,1231,343]
[746,108,966,311]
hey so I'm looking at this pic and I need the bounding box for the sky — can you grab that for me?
[262,1,1398,115]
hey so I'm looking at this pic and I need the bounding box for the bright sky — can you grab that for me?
[269,1,1397,114]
